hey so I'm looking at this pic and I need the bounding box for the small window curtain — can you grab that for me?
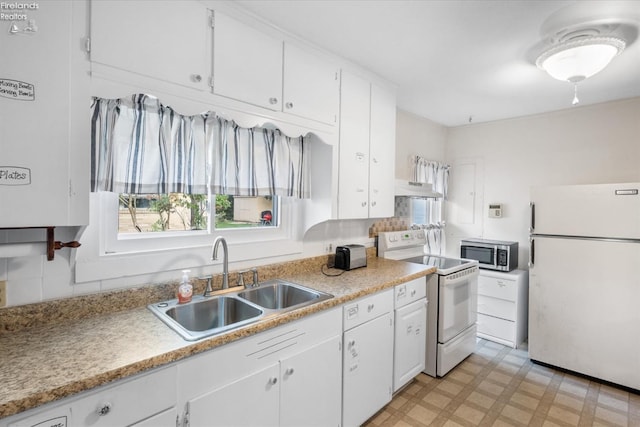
[413,156,450,255]
[90,94,309,199]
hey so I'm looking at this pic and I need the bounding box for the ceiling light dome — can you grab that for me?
[536,36,626,82]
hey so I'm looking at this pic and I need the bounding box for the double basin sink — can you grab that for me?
[148,280,333,341]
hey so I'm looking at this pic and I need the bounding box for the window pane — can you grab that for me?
[215,195,276,229]
[118,193,209,233]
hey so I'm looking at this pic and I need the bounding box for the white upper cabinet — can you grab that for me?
[0,1,89,227]
[212,11,283,110]
[212,11,339,125]
[369,83,397,218]
[338,71,397,219]
[283,43,339,125]
[90,0,210,90]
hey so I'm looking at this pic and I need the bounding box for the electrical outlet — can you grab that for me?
[0,281,6,307]
[324,242,334,253]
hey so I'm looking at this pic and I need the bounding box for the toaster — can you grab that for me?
[334,244,367,270]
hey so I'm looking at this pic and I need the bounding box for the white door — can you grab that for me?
[393,299,427,392]
[282,43,339,125]
[338,71,371,219]
[280,335,342,427]
[438,273,478,343]
[90,0,210,90]
[368,83,396,219]
[188,363,280,427]
[530,182,640,239]
[529,236,640,390]
[343,313,393,427]
[212,11,283,110]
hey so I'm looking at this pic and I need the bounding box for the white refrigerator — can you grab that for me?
[529,182,640,390]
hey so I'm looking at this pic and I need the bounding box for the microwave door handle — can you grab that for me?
[529,237,535,267]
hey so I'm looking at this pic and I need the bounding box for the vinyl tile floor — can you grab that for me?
[363,339,640,427]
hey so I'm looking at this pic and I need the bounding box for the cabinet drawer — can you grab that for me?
[477,295,516,321]
[477,313,515,342]
[70,365,176,427]
[344,289,393,330]
[394,277,427,308]
[478,275,517,301]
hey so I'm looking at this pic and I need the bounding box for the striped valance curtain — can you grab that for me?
[413,156,450,255]
[90,94,309,199]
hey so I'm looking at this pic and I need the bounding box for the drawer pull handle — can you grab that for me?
[97,403,112,416]
[410,289,416,297]
[367,303,375,312]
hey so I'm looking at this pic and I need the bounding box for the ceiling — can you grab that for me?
[235,1,640,127]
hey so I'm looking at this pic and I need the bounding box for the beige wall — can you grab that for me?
[395,110,448,180]
[444,97,640,264]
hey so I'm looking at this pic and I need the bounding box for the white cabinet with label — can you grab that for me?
[0,1,89,227]
[477,269,528,348]
[212,11,339,125]
[342,289,394,427]
[178,308,342,427]
[3,366,177,427]
[90,0,210,90]
[393,278,427,392]
[338,71,396,219]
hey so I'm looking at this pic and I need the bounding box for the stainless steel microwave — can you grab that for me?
[460,238,518,272]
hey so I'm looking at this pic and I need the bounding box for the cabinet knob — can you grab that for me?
[371,201,377,207]
[367,303,375,312]
[269,97,278,105]
[285,101,294,109]
[285,367,295,375]
[191,74,202,83]
[361,201,367,207]
[348,340,356,347]
[96,402,112,416]
[268,377,278,385]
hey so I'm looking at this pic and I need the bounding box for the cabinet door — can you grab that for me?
[369,83,396,218]
[0,1,88,227]
[280,335,342,427]
[130,407,177,427]
[343,312,393,427]
[90,0,209,90]
[188,363,280,427]
[213,11,283,110]
[338,71,371,219]
[394,299,427,392]
[283,43,339,125]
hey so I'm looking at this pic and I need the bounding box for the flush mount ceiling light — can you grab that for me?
[536,35,626,105]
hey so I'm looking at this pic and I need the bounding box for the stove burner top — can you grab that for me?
[404,255,474,272]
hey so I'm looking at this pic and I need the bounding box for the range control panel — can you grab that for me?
[378,230,427,253]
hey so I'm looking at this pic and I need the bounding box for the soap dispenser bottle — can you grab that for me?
[177,269,193,304]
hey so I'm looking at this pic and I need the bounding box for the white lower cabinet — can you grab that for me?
[177,307,342,427]
[476,269,528,348]
[4,366,177,427]
[393,278,427,392]
[342,289,394,427]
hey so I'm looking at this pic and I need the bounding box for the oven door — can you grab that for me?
[438,268,478,343]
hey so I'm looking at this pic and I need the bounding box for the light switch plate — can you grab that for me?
[0,281,6,307]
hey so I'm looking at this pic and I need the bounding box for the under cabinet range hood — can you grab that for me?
[394,180,443,199]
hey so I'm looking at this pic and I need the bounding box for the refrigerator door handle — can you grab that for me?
[529,202,535,233]
[529,237,535,267]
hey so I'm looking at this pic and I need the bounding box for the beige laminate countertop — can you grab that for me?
[0,257,435,419]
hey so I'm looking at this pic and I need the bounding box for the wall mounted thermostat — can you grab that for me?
[488,204,502,218]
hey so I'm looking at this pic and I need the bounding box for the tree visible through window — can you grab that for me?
[118,194,276,233]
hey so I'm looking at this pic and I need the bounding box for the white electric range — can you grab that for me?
[378,230,479,377]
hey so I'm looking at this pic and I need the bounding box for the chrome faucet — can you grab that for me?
[212,236,229,290]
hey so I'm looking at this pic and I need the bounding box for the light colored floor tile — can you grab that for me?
[466,390,496,410]
[423,391,453,409]
[594,406,629,427]
[553,392,585,412]
[407,403,439,425]
[547,404,581,426]
[453,403,486,425]
[509,391,541,411]
[501,404,534,425]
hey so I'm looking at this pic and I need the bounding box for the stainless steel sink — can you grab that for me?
[149,280,332,341]
[149,295,264,341]
[237,280,332,310]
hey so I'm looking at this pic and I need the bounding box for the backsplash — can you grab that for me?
[368,198,411,237]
